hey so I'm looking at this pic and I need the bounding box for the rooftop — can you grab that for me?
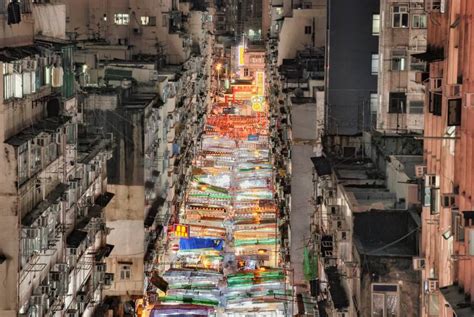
[325,266,349,310]
[353,210,420,257]
[5,116,71,147]
[389,155,424,180]
[328,157,400,211]
[440,284,474,317]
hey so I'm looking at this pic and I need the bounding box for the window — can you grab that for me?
[372,14,380,35]
[452,209,464,242]
[304,26,312,34]
[244,68,249,77]
[392,6,409,28]
[114,13,129,25]
[372,284,399,317]
[141,16,156,26]
[162,14,168,27]
[370,93,379,112]
[391,50,407,71]
[409,100,424,114]
[120,265,131,280]
[429,92,442,116]
[412,14,427,28]
[447,98,462,126]
[371,54,379,75]
[388,92,407,113]
[30,141,42,174]
[410,56,426,71]
[18,143,28,183]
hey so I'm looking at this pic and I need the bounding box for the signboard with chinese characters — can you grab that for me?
[255,71,265,95]
[238,46,245,66]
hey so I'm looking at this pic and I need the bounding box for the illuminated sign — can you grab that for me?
[232,85,255,93]
[255,71,265,95]
[174,224,189,238]
[238,46,245,66]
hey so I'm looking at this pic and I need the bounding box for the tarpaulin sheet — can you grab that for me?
[179,237,224,251]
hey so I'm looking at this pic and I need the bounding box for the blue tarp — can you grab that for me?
[179,237,224,251]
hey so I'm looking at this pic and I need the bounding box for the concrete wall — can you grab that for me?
[105,185,145,297]
[0,12,34,48]
[376,0,426,132]
[33,3,67,39]
[277,8,325,65]
[386,155,422,208]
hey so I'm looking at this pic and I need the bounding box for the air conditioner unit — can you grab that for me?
[413,257,426,270]
[446,84,462,99]
[415,165,427,178]
[426,278,439,293]
[425,174,440,188]
[441,194,456,208]
[465,93,474,108]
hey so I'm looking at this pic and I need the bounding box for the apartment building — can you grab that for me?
[310,155,421,316]
[325,0,380,135]
[274,0,326,66]
[66,0,194,64]
[375,0,427,133]
[418,0,474,316]
[0,1,114,316]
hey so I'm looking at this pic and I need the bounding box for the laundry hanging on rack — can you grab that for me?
[7,0,21,25]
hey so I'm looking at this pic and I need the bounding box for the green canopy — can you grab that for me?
[303,247,318,281]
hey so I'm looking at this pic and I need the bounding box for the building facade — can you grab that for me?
[375,0,427,132]
[0,2,114,316]
[325,0,380,135]
[420,0,474,316]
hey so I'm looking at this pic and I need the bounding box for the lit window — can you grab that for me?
[371,284,400,317]
[370,93,379,112]
[120,265,131,280]
[141,16,149,25]
[304,26,312,34]
[391,50,407,71]
[371,54,379,75]
[372,14,380,35]
[412,14,427,28]
[276,8,282,15]
[141,16,156,26]
[392,6,409,28]
[114,13,129,25]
